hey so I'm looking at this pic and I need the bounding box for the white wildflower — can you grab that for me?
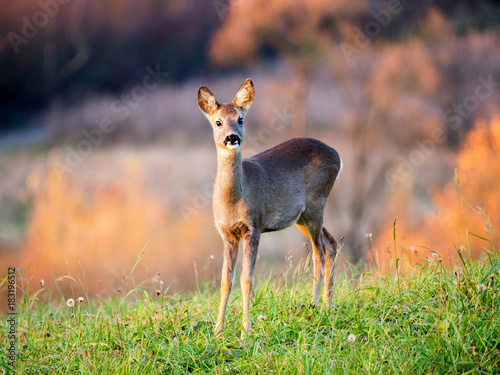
[151,272,161,284]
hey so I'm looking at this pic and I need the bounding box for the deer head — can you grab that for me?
[198,79,255,151]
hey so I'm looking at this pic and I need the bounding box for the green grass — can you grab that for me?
[1,251,499,375]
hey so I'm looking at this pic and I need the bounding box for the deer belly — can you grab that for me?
[262,210,302,233]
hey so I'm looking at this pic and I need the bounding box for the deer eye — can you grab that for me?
[216,120,222,127]
[237,117,243,125]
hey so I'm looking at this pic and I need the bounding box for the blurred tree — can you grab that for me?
[335,5,495,262]
[208,0,367,136]
[0,0,219,132]
[320,7,445,261]
[2,0,499,132]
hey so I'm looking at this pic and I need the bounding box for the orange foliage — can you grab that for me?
[417,6,454,40]
[376,115,500,267]
[209,0,367,66]
[366,40,443,144]
[22,153,217,296]
[369,41,440,107]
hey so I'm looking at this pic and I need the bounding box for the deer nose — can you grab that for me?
[224,134,241,147]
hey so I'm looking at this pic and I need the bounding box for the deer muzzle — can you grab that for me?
[224,134,241,149]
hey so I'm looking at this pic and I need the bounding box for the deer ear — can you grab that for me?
[233,79,254,110]
[198,86,219,115]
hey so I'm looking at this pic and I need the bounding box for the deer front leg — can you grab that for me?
[240,230,260,338]
[215,237,239,335]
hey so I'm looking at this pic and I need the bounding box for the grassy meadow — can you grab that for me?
[1,244,499,374]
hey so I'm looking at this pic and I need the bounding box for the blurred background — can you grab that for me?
[1,0,500,297]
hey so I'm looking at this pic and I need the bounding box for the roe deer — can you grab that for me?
[198,79,342,336]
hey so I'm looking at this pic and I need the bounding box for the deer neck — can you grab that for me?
[214,148,244,204]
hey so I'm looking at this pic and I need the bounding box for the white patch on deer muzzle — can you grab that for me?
[226,143,240,150]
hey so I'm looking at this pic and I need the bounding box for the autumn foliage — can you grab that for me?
[21,153,217,295]
[376,115,500,268]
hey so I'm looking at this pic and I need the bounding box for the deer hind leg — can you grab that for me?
[295,222,325,304]
[215,238,239,335]
[321,227,338,305]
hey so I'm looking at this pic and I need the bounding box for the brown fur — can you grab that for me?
[198,79,342,336]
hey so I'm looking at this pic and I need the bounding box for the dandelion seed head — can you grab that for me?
[40,279,45,287]
[66,298,75,307]
[257,314,266,321]
[209,255,215,260]
[151,273,161,284]
[348,334,356,342]
[477,284,487,291]
[365,233,373,240]
[78,297,84,303]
